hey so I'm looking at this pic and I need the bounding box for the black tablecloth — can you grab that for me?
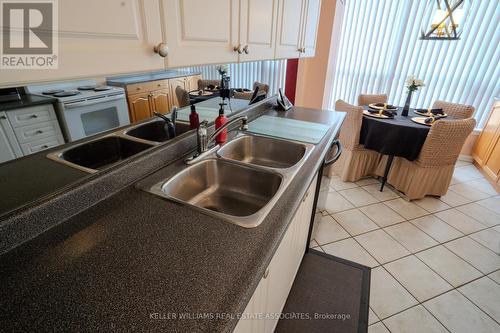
[359,108,430,161]
[189,90,220,104]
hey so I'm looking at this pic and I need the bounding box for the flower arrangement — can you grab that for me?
[216,64,229,77]
[405,75,425,92]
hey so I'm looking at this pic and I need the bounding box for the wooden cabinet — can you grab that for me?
[275,0,321,59]
[0,112,22,163]
[234,174,317,333]
[150,89,172,114]
[473,100,500,184]
[127,92,153,123]
[127,85,173,123]
[169,77,189,108]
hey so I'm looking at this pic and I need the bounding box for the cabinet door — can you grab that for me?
[150,89,172,114]
[127,92,152,123]
[161,0,239,67]
[300,0,321,58]
[169,77,189,107]
[239,0,279,62]
[275,0,304,59]
[0,113,22,163]
[1,0,164,86]
[474,102,500,166]
[187,75,202,92]
[484,137,500,180]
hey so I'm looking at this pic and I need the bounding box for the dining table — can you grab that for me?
[359,106,437,191]
[188,89,220,104]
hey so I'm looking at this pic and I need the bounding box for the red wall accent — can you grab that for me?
[285,58,299,104]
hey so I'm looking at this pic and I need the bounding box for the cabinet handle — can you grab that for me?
[30,114,38,118]
[243,45,249,54]
[153,42,169,57]
[41,145,48,149]
[36,130,43,134]
[263,267,270,279]
[233,44,242,54]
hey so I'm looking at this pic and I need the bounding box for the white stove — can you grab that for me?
[26,80,130,141]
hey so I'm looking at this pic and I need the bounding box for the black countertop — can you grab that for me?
[0,94,56,111]
[107,70,202,86]
[0,106,345,332]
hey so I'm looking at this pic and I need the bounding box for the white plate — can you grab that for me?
[414,110,447,117]
[368,103,398,111]
[411,116,434,126]
[189,90,214,97]
[363,110,392,119]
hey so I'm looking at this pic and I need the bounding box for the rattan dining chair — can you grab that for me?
[432,100,475,119]
[175,86,190,108]
[358,94,388,106]
[326,100,381,181]
[234,81,270,100]
[375,118,476,200]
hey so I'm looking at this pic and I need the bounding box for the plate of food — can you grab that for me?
[189,90,214,97]
[414,108,447,117]
[368,103,398,111]
[363,109,393,119]
[411,116,439,126]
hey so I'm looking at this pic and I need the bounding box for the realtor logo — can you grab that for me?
[1,0,58,69]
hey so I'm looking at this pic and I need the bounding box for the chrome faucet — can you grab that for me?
[186,115,248,164]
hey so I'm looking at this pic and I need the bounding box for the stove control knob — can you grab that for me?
[153,42,169,57]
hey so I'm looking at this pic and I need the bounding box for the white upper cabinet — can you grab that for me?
[275,0,321,59]
[238,0,279,62]
[161,0,239,68]
[1,0,164,86]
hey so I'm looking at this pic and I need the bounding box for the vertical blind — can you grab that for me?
[329,0,499,128]
[185,59,287,95]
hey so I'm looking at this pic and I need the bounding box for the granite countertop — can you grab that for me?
[0,94,56,111]
[107,70,203,86]
[0,106,345,332]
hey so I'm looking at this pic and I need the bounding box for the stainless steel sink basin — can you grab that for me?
[48,136,153,173]
[217,134,307,169]
[149,159,283,227]
[124,119,192,143]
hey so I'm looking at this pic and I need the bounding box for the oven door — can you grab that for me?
[62,94,130,141]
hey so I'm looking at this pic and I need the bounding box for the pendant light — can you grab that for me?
[420,0,468,40]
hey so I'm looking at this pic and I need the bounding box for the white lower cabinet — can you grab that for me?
[234,174,317,333]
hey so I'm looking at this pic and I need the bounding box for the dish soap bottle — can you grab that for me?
[215,103,228,143]
[189,104,199,129]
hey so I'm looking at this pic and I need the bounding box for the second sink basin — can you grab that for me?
[124,119,192,143]
[153,159,282,227]
[217,134,307,169]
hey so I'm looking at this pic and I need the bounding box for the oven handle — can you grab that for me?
[324,139,342,166]
[63,94,125,109]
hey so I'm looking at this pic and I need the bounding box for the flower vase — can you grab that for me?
[402,90,413,117]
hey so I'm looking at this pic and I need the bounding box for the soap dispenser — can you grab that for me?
[215,103,228,143]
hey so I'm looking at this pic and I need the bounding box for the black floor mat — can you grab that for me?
[275,249,371,333]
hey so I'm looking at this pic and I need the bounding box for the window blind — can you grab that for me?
[185,59,287,95]
[328,0,499,128]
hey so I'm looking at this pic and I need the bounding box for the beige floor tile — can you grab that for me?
[449,183,492,201]
[384,198,428,220]
[416,246,482,287]
[369,308,379,325]
[414,197,451,213]
[445,237,500,274]
[384,256,452,302]
[328,175,359,191]
[338,187,379,207]
[469,228,500,254]
[477,196,500,215]
[321,191,355,214]
[456,203,500,228]
[355,230,410,264]
[465,178,499,196]
[322,238,379,268]
[360,203,405,227]
[383,305,448,333]
[370,267,418,319]
[455,160,472,168]
[435,209,486,234]
[368,322,390,333]
[411,215,463,243]
[452,164,485,183]
[356,177,380,186]
[439,190,471,207]
[361,184,400,201]
[319,176,333,192]
[459,277,500,322]
[488,270,500,284]
[384,222,438,253]
[333,209,379,236]
[313,215,350,246]
[424,290,499,333]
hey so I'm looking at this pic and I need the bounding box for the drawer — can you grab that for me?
[126,79,170,95]
[6,104,56,128]
[20,136,64,156]
[14,120,63,144]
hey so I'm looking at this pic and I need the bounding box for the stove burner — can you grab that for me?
[93,86,112,91]
[42,89,64,95]
[53,90,81,97]
[77,85,97,90]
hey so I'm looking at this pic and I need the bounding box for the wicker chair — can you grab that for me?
[375,118,476,199]
[326,100,381,181]
[197,79,220,90]
[358,94,388,106]
[233,81,270,100]
[175,86,190,108]
[432,100,474,119]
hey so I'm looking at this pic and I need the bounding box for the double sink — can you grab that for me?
[148,133,314,228]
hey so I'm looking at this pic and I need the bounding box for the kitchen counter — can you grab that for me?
[0,94,56,111]
[0,103,345,332]
[106,70,203,86]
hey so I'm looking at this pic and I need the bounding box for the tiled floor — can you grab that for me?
[311,161,500,332]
